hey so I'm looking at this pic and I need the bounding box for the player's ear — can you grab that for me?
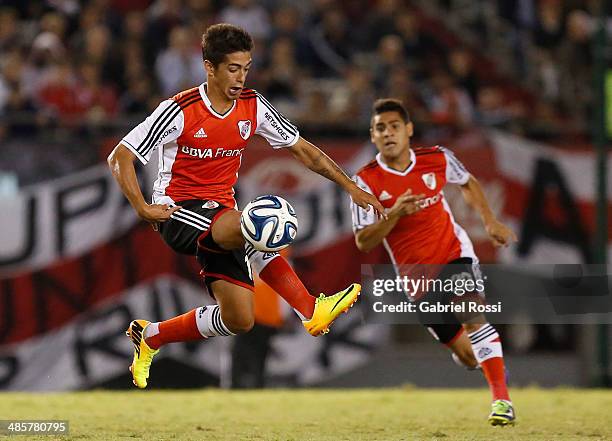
[204,60,215,78]
[406,121,414,137]
[369,127,375,144]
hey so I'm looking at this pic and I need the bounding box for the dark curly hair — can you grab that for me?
[372,98,411,123]
[201,23,253,67]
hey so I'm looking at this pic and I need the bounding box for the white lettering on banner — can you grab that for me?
[0,277,386,391]
[0,164,155,277]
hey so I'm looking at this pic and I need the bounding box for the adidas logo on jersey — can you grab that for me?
[194,128,207,138]
[378,190,392,201]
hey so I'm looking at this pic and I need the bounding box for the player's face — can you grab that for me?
[370,111,413,159]
[205,51,252,100]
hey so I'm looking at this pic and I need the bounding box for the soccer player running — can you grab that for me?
[108,24,384,389]
[351,99,517,426]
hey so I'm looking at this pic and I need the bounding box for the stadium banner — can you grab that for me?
[1,131,610,390]
[360,264,612,325]
[0,276,385,391]
[0,164,157,277]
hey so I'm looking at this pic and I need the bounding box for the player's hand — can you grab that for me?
[389,189,425,218]
[485,219,517,247]
[350,186,386,218]
[138,204,181,231]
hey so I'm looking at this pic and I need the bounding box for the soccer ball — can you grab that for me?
[240,195,299,252]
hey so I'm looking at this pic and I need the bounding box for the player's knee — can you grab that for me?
[223,314,254,334]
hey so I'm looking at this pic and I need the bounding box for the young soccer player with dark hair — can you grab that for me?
[351,98,517,425]
[108,24,383,389]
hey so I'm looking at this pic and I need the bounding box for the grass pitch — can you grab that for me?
[0,388,610,440]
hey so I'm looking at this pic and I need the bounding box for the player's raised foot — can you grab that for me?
[302,283,361,336]
[488,399,516,426]
[125,320,159,389]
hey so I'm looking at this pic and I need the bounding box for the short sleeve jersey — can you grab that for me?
[121,83,299,207]
[351,146,476,265]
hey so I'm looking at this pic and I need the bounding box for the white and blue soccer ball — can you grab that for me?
[240,195,298,252]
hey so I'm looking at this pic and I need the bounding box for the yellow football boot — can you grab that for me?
[302,283,361,336]
[125,320,159,389]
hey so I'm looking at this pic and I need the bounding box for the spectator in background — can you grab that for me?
[447,48,479,102]
[269,6,307,60]
[74,60,118,123]
[36,60,80,124]
[119,74,156,114]
[154,26,203,96]
[373,35,407,89]
[329,66,376,128]
[0,51,34,118]
[475,85,514,129]
[533,0,565,50]
[0,7,21,54]
[122,11,156,70]
[382,65,428,126]
[260,36,301,117]
[391,9,434,75]
[21,31,64,102]
[219,0,271,41]
[361,0,401,50]
[146,0,184,56]
[559,9,594,129]
[305,8,352,77]
[425,71,475,130]
[74,24,122,86]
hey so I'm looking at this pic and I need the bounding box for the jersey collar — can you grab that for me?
[199,83,236,119]
[376,149,416,176]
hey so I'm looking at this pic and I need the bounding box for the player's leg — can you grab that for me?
[126,201,251,388]
[462,319,515,425]
[211,209,315,318]
[144,280,253,347]
[445,259,515,425]
[211,208,361,336]
[127,280,252,389]
[446,330,479,370]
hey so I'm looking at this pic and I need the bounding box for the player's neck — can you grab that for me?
[204,82,234,114]
[383,148,412,172]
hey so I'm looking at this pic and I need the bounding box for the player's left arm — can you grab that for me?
[442,146,516,247]
[253,92,384,216]
[289,137,385,216]
[460,175,517,247]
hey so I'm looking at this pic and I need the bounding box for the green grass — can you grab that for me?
[0,388,610,440]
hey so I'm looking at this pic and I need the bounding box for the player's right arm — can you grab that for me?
[107,99,184,229]
[351,176,424,253]
[107,144,179,230]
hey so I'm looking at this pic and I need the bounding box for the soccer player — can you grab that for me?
[107,24,383,389]
[351,99,517,426]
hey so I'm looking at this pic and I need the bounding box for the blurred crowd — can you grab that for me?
[0,0,608,173]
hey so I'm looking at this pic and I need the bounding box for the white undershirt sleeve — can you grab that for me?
[351,175,377,232]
